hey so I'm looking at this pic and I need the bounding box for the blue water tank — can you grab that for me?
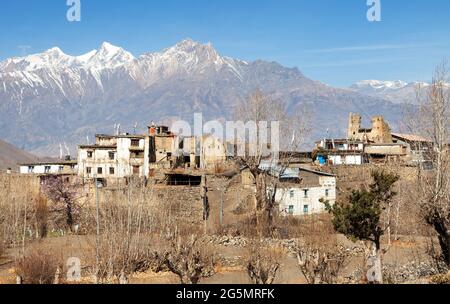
[318,155,327,165]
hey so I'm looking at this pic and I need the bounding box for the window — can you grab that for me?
[86,167,92,174]
[132,151,143,158]
[28,166,34,173]
[133,166,140,175]
[109,167,115,175]
[325,189,330,197]
[288,205,294,215]
[87,151,93,158]
[131,139,140,147]
[45,166,51,173]
[59,166,64,172]
[109,152,115,160]
[290,190,295,199]
[303,205,309,214]
[303,189,309,198]
[97,167,103,175]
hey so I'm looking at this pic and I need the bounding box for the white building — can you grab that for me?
[20,160,78,175]
[276,168,336,216]
[78,134,146,182]
[328,154,364,166]
[315,139,365,166]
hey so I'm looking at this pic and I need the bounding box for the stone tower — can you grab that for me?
[348,113,362,140]
[370,116,393,143]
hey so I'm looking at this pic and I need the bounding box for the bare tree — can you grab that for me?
[416,62,450,267]
[42,176,84,233]
[0,231,4,260]
[295,245,346,284]
[234,90,310,235]
[34,195,48,239]
[246,240,281,284]
[92,179,156,284]
[150,234,216,284]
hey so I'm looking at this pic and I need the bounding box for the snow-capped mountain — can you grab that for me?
[350,80,431,104]
[0,39,407,156]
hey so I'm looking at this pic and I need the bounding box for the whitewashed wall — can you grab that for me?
[277,176,336,216]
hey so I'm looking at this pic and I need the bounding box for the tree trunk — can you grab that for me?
[444,231,450,267]
[255,174,266,211]
[66,202,74,232]
[365,242,383,284]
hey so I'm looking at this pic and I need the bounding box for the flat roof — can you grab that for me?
[20,160,77,166]
[78,145,117,149]
[315,139,365,144]
[96,134,145,139]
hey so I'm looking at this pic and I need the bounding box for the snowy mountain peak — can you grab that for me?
[97,42,128,56]
[44,47,66,56]
[166,39,219,59]
[172,38,201,50]
[85,42,135,69]
[352,80,409,90]
[0,42,136,72]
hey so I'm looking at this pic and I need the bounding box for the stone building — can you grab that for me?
[78,134,146,184]
[200,135,229,170]
[348,113,393,143]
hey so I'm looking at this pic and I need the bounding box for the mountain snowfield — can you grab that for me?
[0,39,409,156]
[349,80,442,104]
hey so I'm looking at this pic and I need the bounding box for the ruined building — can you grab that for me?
[347,113,393,144]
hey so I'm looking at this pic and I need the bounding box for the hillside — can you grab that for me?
[0,138,39,171]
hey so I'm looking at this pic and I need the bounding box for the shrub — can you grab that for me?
[15,247,61,284]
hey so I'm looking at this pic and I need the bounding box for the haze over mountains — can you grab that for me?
[0,39,412,156]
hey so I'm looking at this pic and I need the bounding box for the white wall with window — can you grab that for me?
[276,176,336,216]
[20,163,78,175]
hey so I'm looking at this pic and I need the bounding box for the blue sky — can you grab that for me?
[0,0,449,86]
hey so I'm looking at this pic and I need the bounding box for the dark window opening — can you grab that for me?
[97,167,103,175]
[303,189,309,198]
[165,174,201,186]
[133,166,140,175]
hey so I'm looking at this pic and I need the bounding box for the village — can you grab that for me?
[0,104,446,286]
[14,112,433,218]
[1,97,450,292]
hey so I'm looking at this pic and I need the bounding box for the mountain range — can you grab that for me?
[0,39,412,156]
[349,80,432,104]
